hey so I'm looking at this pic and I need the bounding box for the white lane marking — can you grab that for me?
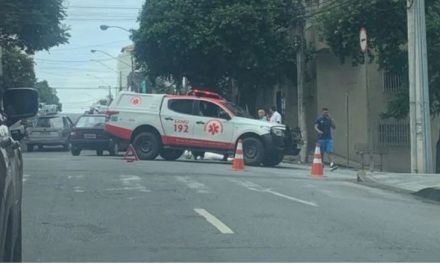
[175,176,210,193]
[105,187,151,192]
[73,186,85,193]
[67,175,84,180]
[117,175,150,192]
[194,208,234,234]
[23,174,30,182]
[229,179,318,207]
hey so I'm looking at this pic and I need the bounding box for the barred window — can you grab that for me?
[378,119,410,146]
[383,71,403,94]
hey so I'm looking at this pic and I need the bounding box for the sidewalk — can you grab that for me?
[357,171,440,202]
[283,155,440,202]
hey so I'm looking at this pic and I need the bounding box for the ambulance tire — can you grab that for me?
[262,153,284,167]
[242,137,265,166]
[133,131,161,160]
[160,149,184,161]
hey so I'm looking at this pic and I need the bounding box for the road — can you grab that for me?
[22,150,440,262]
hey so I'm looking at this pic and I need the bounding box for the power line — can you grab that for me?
[35,58,115,63]
[67,5,141,10]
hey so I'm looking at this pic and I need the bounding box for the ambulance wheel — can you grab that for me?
[242,137,265,166]
[262,153,284,167]
[160,149,184,161]
[133,131,161,160]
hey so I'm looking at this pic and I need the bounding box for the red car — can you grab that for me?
[69,114,121,156]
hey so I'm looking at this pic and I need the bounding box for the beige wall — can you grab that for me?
[316,50,369,164]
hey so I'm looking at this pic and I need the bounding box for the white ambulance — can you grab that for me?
[104,90,287,166]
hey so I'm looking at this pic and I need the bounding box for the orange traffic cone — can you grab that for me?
[123,144,139,163]
[232,140,245,171]
[310,143,324,177]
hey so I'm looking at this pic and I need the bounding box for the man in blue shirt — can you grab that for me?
[314,107,336,169]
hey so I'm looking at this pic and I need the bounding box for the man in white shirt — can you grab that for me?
[269,106,282,124]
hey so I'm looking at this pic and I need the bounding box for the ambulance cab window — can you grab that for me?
[198,101,224,118]
[168,99,194,115]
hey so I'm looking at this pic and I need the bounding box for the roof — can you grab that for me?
[164,94,225,104]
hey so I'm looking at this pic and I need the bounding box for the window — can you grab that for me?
[168,99,194,115]
[36,116,64,129]
[198,101,224,118]
[378,118,410,146]
[76,116,106,128]
[224,102,252,118]
[383,71,403,94]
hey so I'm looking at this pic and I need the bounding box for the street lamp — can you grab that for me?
[99,24,131,33]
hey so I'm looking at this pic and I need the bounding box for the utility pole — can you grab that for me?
[119,71,123,92]
[407,0,433,173]
[296,15,308,164]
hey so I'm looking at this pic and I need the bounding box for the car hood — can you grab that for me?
[232,117,286,129]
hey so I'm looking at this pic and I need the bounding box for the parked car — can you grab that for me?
[0,88,39,261]
[69,114,122,156]
[25,114,74,151]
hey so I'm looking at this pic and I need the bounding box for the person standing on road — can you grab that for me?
[314,107,336,169]
[269,106,282,124]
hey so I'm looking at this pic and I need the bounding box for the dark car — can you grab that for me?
[0,88,39,261]
[69,114,120,156]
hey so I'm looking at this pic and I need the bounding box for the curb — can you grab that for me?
[357,171,440,202]
[413,187,440,202]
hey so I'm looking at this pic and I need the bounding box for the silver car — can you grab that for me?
[25,114,74,151]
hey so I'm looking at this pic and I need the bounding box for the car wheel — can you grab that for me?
[133,131,161,160]
[109,142,119,156]
[262,153,284,167]
[96,150,103,156]
[242,137,265,166]
[26,144,33,152]
[71,147,81,156]
[160,149,184,161]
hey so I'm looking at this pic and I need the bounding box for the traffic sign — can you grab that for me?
[360,27,368,53]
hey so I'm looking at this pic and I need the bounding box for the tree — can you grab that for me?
[35,80,62,111]
[0,0,70,53]
[318,0,440,117]
[132,0,300,97]
[1,47,36,90]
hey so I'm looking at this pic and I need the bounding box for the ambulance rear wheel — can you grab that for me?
[133,131,161,160]
[160,149,184,161]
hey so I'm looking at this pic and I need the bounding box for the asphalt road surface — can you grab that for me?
[22,150,440,262]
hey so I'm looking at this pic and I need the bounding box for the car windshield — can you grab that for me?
[35,116,64,129]
[75,116,106,128]
[224,102,253,118]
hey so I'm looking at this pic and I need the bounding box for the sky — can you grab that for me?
[35,0,144,113]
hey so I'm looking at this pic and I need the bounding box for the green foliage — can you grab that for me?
[35,80,62,111]
[1,47,36,90]
[132,0,302,94]
[318,0,440,118]
[0,0,70,53]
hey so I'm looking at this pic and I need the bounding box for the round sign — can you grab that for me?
[359,27,368,53]
[204,120,223,136]
[130,96,141,106]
